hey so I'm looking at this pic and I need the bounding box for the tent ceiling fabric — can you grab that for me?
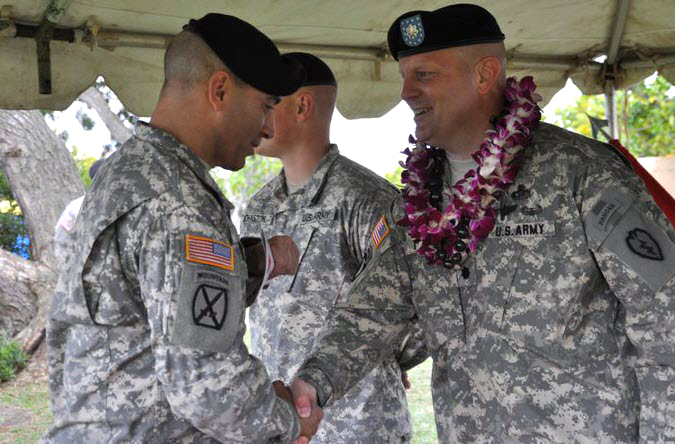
[0,0,673,118]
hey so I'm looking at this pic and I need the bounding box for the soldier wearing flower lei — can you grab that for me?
[289,4,675,443]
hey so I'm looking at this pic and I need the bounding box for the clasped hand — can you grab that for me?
[273,379,323,443]
[267,235,300,280]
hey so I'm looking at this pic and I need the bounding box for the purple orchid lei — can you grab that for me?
[397,76,543,269]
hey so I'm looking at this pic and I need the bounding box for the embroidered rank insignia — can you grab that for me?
[186,235,234,270]
[400,14,425,47]
[371,215,390,249]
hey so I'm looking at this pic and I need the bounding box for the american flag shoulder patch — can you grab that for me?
[371,215,390,249]
[185,235,235,270]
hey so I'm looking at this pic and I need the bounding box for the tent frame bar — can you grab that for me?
[604,0,631,138]
[5,23,675,69]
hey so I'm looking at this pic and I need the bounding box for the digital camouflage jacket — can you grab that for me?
[296,123,675,443]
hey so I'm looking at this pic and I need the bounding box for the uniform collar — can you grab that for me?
[136,122,233,211]
[277,144,340,211]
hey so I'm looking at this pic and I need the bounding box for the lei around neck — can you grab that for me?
[397,76,542,269]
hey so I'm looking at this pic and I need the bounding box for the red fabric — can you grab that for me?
[609,139,675,226]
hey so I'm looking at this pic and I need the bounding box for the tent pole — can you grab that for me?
[603,0,630,140]
[604,79,618,139]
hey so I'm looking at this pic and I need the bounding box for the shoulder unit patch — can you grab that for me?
[371,215,390,249]
[185,234,234,270]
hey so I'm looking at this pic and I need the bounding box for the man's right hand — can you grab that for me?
[289,378,323,443]
[267,235,300,279]
[274,380,322,443]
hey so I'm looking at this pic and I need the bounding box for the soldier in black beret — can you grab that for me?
[289,4,675,443]
[242,51,427,442]
[43,12,325,444]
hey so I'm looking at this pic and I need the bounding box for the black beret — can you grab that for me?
[185,13,306,96]
[387,4,505,61]
[283,52,337,87]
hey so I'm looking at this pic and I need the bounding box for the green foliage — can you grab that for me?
[0,213,30,258]
[621,75,675,157]
[0,171,30,258]
[0,333,27,382]
[551,75,675,158]
[0,168,13,201]
[71,146,99,189]
[385,165,404,189]
[215,155,282,211]
[75,109,96,131]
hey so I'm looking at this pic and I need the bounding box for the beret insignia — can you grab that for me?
[400,14,425,47]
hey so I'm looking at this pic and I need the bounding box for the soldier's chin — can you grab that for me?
[226,156,247,172]
[254,142,280,158]
[414,129,431,145]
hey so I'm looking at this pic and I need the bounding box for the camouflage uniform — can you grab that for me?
[296,123,675,443]
[43,123,300,443]
[241,146,426,443]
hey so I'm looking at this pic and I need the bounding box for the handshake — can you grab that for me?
[273,379,323,444]
[264,237,323,442]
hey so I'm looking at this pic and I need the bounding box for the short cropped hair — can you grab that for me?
[161,29,242,93]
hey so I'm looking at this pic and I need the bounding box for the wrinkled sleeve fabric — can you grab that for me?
[396,323,430,372]
[297,201,418,407]
[348,191,429,371]
[240,236,265,306]
[135,204,299,443]
[579,154,675,442]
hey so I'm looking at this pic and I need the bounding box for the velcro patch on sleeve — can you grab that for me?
[371,215,390,249]
[185,235,234,270]
[170,266,242,354]
[597,204,675,291]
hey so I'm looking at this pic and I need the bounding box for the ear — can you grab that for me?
[475,56,501,95]
[206,71,231,111]
[296,93,314,122]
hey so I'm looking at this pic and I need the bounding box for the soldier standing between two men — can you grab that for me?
[241,52,428,444]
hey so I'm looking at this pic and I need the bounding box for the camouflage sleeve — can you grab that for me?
[347,191,429,372]
[297,205,417,406]
[240,236,265,306]
[396,323,430,372]
[137,204,300,443]
[579,154,675,442]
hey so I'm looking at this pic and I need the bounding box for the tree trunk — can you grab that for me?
[0,248,55,350]
[0,110,82,350]
[79,86,133,146]
[0,110,84,263]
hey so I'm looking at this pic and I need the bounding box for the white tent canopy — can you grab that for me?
[0,0,673,119]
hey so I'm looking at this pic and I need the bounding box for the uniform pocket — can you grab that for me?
[287,226,317,292]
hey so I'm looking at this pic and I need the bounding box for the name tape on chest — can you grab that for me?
[300,209,335,224]
[492,221,555,238]
[185,234,234,270]
[371,215,390,249]
[242,214,272,225]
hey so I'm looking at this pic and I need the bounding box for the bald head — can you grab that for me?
[161,30,236,94]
